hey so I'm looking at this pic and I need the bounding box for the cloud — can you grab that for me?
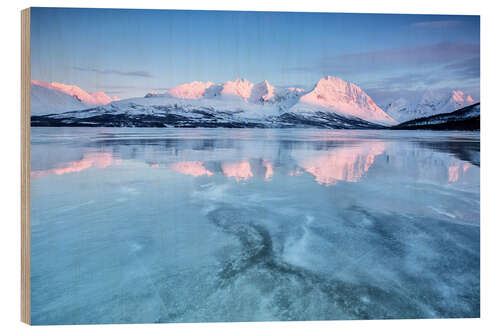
[95,84,138,89]
[366,61,478,103]
[102,90,124,95]
[443,56,480,80]
[289,42,479,75]
[366,84,478,108]
[369,72,442,90]
[363,55,479,92]
[410,20,462,28]
[362,55,479,106]
[73,66,154,78]
[363,72,443,106]
[288,42,479,104]
[365,87,420,105]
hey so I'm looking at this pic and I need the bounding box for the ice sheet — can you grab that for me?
[30,128,480,324]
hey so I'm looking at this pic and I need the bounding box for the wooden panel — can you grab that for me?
[21,7,31,325]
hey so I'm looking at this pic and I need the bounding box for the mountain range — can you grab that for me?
[384,90,475,123]
[393,102,480,131]
[30,76,477,129]
[30,80,119,115]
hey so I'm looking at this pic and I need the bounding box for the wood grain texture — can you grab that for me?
[21,7,31,325]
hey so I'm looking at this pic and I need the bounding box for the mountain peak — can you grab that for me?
[30,81,89,115]
[168,81,214,99]
[385,89,476,123]
[297,76,396,125]
[320,75,344,83]
[315,76,356,90]
[221,78,254,100]
[91,91,119,104]
[261,79,272,87]
[451,90,474,104]
[31,79,118,105]
[249,80,275,103]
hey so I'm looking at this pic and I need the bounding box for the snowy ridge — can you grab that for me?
[167,81,214,99]
[393,103,480,130]
[143,76,396,125]
[293,76,396,125]
[249,80,276,103]
[30,83,90,116]
[31,79,119,106]
[31,76,481,128]
[220,78,254,100]
[385,90,476,123]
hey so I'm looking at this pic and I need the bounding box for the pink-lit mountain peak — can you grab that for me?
[166,78,257,101]
[420,89,475,114]
[221,78,255,100]
[450,90,474,104]
[165,78,280,104]
[167,81,214,99]
[421,89,474,105]
[306,76,374,106]
[249,80,276,103]
[384,89,476,123]
[298,76,397,125]
[91,91,120,104]
[31,79,119,105]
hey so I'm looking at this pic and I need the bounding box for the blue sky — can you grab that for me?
[30,7,480,104]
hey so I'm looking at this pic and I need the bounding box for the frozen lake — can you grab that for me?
[30,128,480,324]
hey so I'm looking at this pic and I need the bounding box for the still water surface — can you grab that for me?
[30,128,480,324]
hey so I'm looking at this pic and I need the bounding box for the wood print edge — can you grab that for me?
[21,7,31,325]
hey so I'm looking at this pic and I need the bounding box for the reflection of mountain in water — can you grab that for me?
[29,128,480,323]
[417,140,480,167]
[296,142,387,186]
[164,141,388,186]
[31,152,120,178]
[31,131,479,187]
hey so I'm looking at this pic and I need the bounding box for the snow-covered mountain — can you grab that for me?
[292,76,396,125]
[32,80,119,105]
[385,90,475,123]
[187,78,256,100]
[219,78,254,100]
[31,76,399,128]
[30,79,119,115]
[393,102,480,131]
[145,76,395,125]
[30,83,90,116]
[249,80,276,103]
[167,81,214,99]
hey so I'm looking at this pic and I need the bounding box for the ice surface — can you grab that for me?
[30,128,480,324]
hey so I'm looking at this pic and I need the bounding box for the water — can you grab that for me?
[30,128,480,324]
